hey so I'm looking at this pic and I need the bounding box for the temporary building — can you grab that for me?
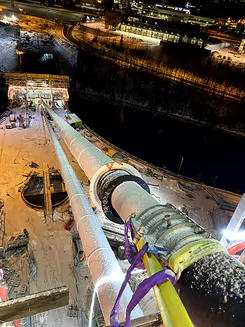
[66,113,82,129]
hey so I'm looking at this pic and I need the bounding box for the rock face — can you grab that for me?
[0,24,18,112]
[0,25,19,74]
[53,38,78,68]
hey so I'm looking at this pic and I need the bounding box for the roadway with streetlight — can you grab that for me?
[0,0,93,23]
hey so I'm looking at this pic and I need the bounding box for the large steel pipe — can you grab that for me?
[47,106,245,326]
[111,181,157,222]
[45,107,142,214]
[43,110,143,324]
[46,107,113,180]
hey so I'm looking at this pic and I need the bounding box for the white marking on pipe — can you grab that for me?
[76,214,94,230]
[78,146,91,162]
[70,193,88,203]
[87,247,110,267]
[69,137,77,150]
[60,167,74,173]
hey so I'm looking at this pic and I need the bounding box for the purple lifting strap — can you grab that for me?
[124,221,145,269]
[110,241,176,327]
[110,243,149,327]
[124,270,176,327]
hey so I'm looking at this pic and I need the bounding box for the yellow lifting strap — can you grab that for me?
[136,238,194,327]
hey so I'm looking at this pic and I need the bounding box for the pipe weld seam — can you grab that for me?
[70,193,88,203]
[61,167,74,173]
[61,132,70,145]
[64,129,70,138]
[87,247,110,266]
[63,175,79,184]
[65,177,81,186]
[69,137,77,151]
[76,214,95,230]
[78,146,91,162]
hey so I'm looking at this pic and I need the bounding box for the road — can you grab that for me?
[0,0,89,23]
[201,28,242,45]
[1,0,242,45]
[63,24,80,45]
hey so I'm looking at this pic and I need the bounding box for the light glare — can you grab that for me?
[88,267,145,326]
[223,229,245,241]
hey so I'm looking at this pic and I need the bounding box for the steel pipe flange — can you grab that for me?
[100,174,150,224]
[89,162,142,212]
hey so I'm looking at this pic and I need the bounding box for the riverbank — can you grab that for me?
[74,90,245,139]
[69,93,245,194]
[71,47,245,137]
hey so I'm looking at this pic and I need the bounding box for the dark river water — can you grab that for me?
[19,52,245,194]
[21,52,59,74]
[70,95,245,194]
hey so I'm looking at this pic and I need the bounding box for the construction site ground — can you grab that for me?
[0,104,88,326]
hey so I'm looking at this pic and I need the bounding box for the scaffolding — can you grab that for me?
[4,73,70,103]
